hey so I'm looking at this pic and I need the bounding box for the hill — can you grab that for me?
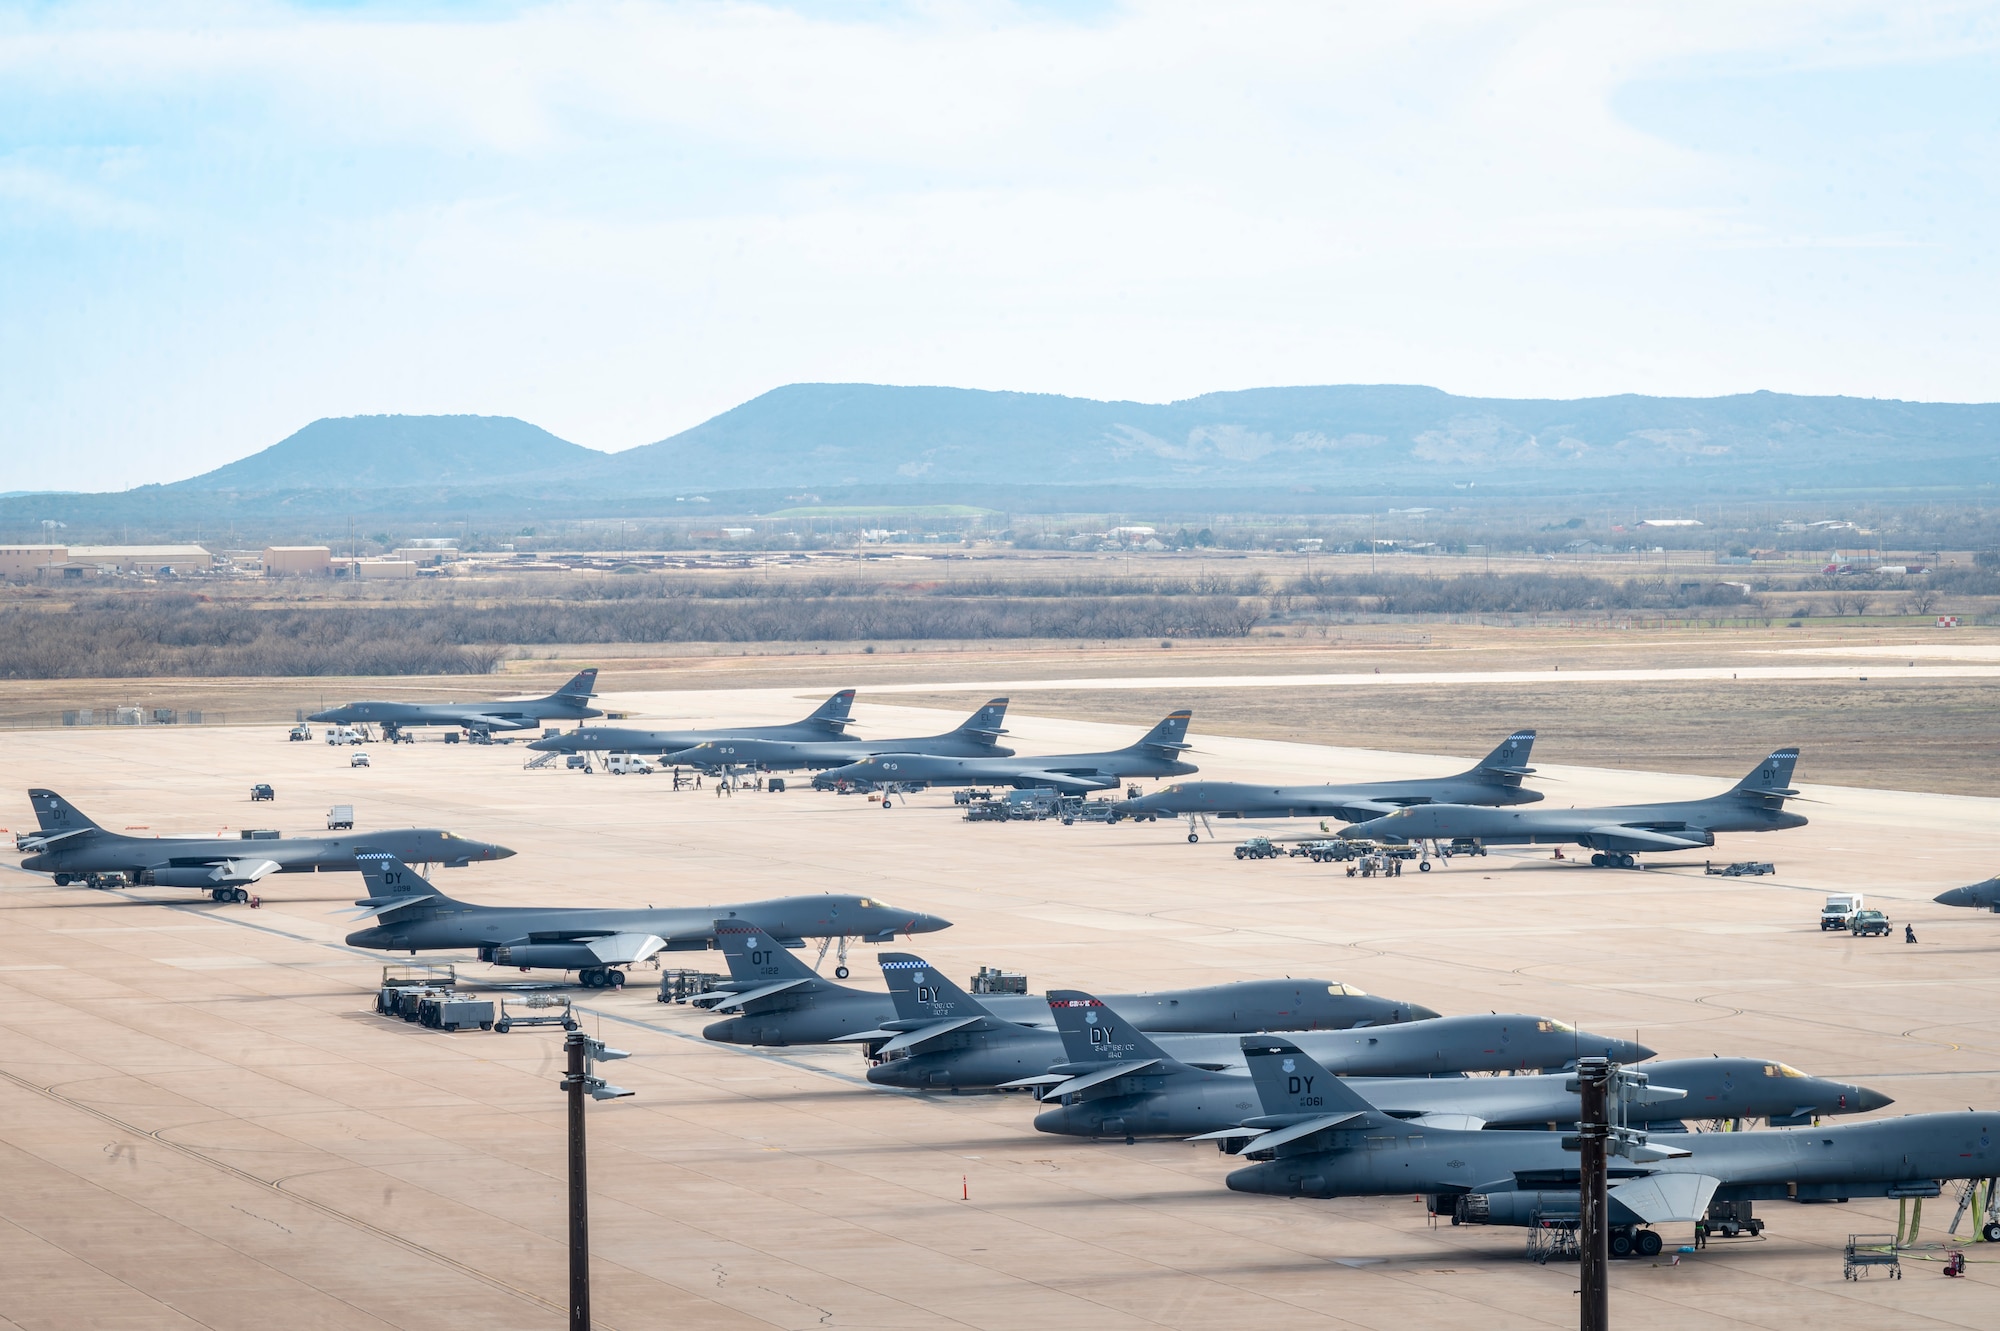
[602,383,2000,494]
[172,415,605,491]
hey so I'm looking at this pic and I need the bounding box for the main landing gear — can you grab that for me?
[576,967,626,989]
[1609,1227,1663,1258]
[813,933,853,980]
[1589,852,1641,870]
[209,886,252,903]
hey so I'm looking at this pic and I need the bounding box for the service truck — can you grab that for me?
[1821,893,1864,931]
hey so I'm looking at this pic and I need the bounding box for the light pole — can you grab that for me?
[561,1031,632,1331]
[1574,1057,1610,1331]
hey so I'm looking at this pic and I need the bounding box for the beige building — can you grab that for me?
[0,546,68,581]
[338,558,418,580]
[67,545,214,574]
[391,546,458,566]
[263,546,333,577]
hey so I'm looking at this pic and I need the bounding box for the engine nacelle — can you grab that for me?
[1457,1191,1578,1227]
[143,866,225,888]
[488,944,604,970]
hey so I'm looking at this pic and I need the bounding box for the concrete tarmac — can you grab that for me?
[2,692,1996,1329]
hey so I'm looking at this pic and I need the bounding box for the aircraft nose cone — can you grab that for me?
[1605,1037,1656,1062]
[909,913,952,934]
[1934,887,1971,906]
[1848,1084,1894,1113]
[307,709,335,722]
[526,737,558,751]
[1404,1004,1443,1023]
[1337,824,1371,841]
[488,843,517,860]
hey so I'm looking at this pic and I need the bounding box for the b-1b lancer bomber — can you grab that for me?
[1119,730,1541,841]
[863,953,1644,1091]
[1029,992,1888,1141]
[816,710,1198,794]
[1935,874,2000,911]
[666,699,1014,773]
[698,924,1438,1048]
[1342,748,1807,868]
[528,689,858,757]
[1223,1037,1985,1254]
[15,790,512,902]
[344,852,949,989]
[310,668,601,738]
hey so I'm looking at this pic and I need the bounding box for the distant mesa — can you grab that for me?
[58,383,2000,509]
[171,414,605,492]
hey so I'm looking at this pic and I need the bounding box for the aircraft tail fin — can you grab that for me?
[26,789,100,835]
[806,689,858,730]
[351,850,449,917]
[1730,747,1800,800]
[1128,709,1194,753]
[548,667,598,703]
[1241,1036,1386,1122]
[879,952,991,1021]
[1471,729,1536,780]
[952,698,1010,742]
[1047,989,1178,1066]
[715,920,822,983]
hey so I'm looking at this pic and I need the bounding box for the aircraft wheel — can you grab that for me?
[578,968,600,988]
[1609,1231,1634,1258]
[835,965,850,980]
[53,873,72,886]
[1619,854,1638,869]
[1419,861,1431,873]
[607,970,625,990]
[1636,1230,1662,1257]
[1589,854,1607,868]
[1984,1221,2000,1243]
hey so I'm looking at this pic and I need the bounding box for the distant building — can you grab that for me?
[67,544,214,574]
[338,558,417,580]
[392,546,459,566]
[0,545,68,581]
[1638,519,1703,528]
[263,546,333,577]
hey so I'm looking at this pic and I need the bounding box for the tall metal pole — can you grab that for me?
[565,1030,591,1331]
[1576,1056,1610,1331]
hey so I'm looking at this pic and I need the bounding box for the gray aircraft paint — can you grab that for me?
[310,668,601,734]
[1935,876,2000,910]
[1118,730,1543,822]
[1224,1037,1984,1229]
[666,699,1014,772]
[526,688,857,756]
[702,930,1440,1048]
[1032,991,1784,1135]
[342,852,948,977]
[864,954,1645,1091]
[17,789,512,891]
[1340,748,1806,858]
[817,710,1198,794]
[1028,994,1887,1138]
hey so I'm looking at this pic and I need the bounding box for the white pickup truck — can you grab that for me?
[1821,893,1865,931]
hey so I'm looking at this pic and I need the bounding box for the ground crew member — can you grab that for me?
[1693,1220,1708,1250]
[1906,923,1918,944]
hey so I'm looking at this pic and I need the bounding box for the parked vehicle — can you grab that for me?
[288,724,312,742]
[326,805,354,831]
[1707,861,1776,877]
[1235,836,1281,860]
[1821,893,1864,931]
[350,752,371,768]
[607,753,655,775]
[1849,909,1892,937]
[325,725,364,746]
[565,754,591,771]
[250,783,275,802]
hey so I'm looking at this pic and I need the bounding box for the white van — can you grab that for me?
[607,754,655,775]
[324,725,364,746]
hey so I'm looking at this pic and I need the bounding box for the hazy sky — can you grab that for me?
[3,1,1996,488]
